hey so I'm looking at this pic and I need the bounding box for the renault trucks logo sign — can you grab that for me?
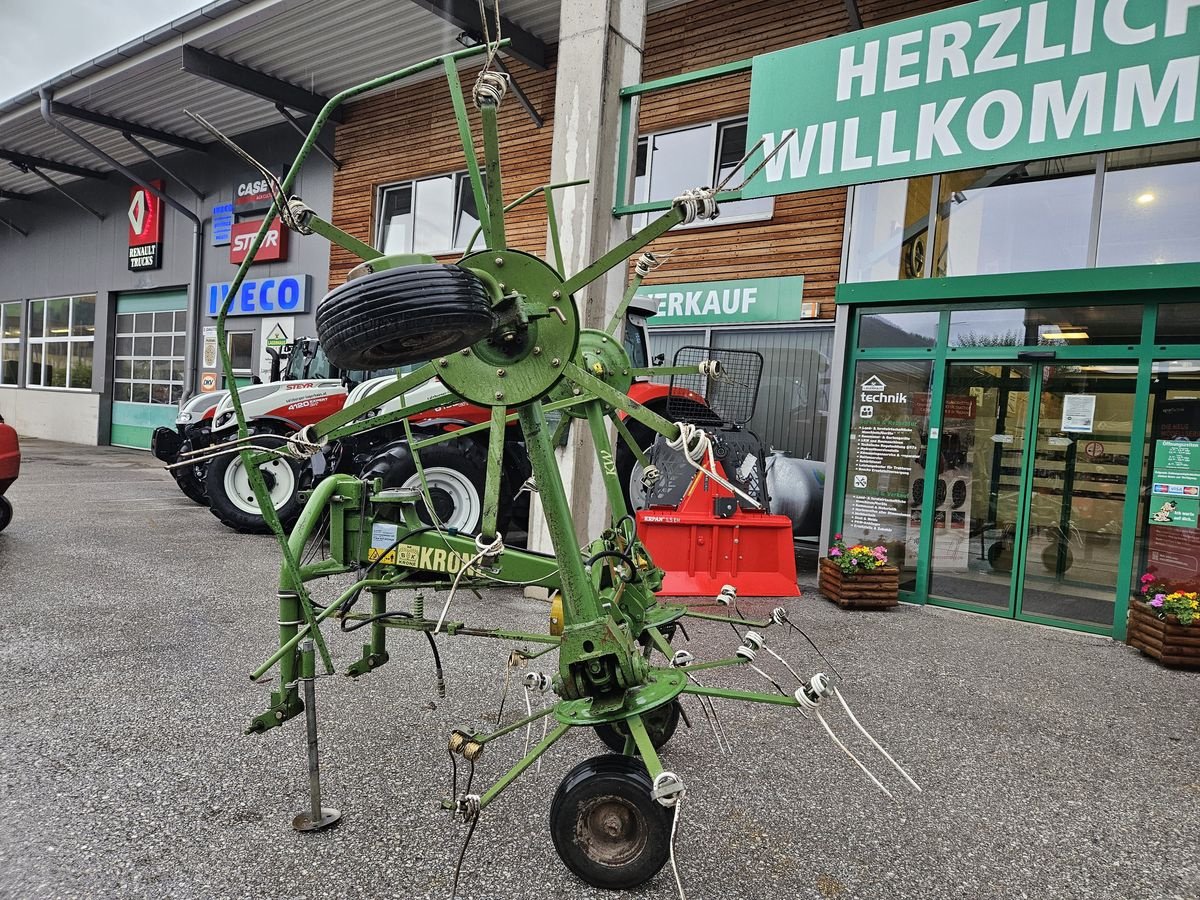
[229,218,289,265]
[860,375,907,419]
[127,180,164,271]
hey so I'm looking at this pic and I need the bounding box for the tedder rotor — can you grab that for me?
[200,30,919,895]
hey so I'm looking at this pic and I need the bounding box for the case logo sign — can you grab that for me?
[127,180,164,271]
[233,170,281,215]
[206,274,310,316]
[229,218,289,265]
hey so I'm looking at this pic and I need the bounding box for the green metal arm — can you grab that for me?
[302,213,384,263]
[559,205,684,299]
[682,683,802,708]
[562,362,680,440]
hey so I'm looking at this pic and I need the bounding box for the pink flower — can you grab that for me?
[830,548,842,557]
[834,533,842,541]
[850,558,858,566]
[1140,574,1155,584]
[1151,594,1165,607]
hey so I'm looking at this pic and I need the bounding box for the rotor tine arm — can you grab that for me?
[608,411,652,469]
[562,363,679,441]
[312,363,438,439]
[481,406,506,541]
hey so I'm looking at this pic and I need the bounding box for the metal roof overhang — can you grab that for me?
[0,0,594,204]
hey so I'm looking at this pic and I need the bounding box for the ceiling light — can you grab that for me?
[1041,331,1089,340]
[1136,192,1156,204]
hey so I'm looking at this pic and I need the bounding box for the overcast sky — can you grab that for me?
[0,0,205,103]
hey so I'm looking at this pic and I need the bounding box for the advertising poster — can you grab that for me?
[1148,441,1200,529]
[1148,401,1200,587]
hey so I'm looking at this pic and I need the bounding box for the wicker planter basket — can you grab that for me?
[1127,603,1200,669]
[818,558,899,609]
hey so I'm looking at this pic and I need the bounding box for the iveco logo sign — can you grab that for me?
[860,374,907,404]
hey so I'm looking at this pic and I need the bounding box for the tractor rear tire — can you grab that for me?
[316,264,496,370]
[550,754,673,890]
[370,438,510,536]
[206,433,307,534]
[0,496,11,532]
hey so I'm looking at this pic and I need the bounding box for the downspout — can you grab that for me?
[39,89,205,398]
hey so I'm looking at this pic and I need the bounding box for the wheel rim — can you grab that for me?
[576,795,648,868]
[628,461,648,513]
[223,454,297,515]
[401,466,481,532]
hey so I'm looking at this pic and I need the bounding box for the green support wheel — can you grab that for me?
[550,754,673,890]
[594,700,681,754]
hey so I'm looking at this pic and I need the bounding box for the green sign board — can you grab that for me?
[634,276,806,326]
[1149,439,1200,528]
[744,0,1200,196]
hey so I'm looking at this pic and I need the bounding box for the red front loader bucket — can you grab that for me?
[637,468,799,598]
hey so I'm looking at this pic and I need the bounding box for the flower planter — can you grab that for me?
[818,558,899,610]
[1126,603,1200,669]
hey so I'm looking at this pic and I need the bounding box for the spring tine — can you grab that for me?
[763,644,804,684]
[522,687,533,758]
[165,443,291,469]
[815,710,893,801]
[834,688,921,792]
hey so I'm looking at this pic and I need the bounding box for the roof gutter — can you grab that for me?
[39,89,205,399]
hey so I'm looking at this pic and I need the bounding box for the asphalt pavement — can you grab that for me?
[0,439,1197,900]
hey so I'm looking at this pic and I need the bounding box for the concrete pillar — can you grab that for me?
[526,0,647,557]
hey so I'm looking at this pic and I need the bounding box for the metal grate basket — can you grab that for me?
[667,346,764,428]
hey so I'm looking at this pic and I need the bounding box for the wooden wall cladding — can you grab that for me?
[330,0,972,318]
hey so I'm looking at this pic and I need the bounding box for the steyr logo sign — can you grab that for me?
[229,218,289,265]
[127,180,164,271]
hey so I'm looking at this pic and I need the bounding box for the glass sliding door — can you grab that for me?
[928,364,1032,612]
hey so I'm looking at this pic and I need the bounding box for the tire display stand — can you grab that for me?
[818,558,899,610]
[1126,603,1200,669]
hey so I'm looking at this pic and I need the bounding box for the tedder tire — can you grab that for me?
[205,433,307,534]
[594,701,682,754]
[315,264,496,370]
[550,754,673,890]
[383,439,511,536]
[0,496,11,532]
[170,437,209,506]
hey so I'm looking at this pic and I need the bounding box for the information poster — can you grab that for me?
[1061,394,1096,433]
[1148,440,1200,529]
[202,326,218,368]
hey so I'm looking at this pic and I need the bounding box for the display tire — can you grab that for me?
[375,437,511,536]
[594,701,682,754]
[315,264,496,370]
[170,437,210,506]
[0,495,11,533]
[618,398,717,514]
[205,432,307,534]
[549,754,673,890]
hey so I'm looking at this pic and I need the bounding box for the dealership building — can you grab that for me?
[0,0,1197,639]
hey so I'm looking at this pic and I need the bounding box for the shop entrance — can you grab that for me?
[928,362,1135,629]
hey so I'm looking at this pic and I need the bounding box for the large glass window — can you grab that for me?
[114,309,185,406]
[1,301,19,386]
[845,177,936,283]
[858,311,939,349]
[932,156,1096,278]
[376,171,483,255]
[26,295,95,389]
[634,118,774,228]
[1098,141,1200,268]
[839,360,934,590]
[949,305,1142,348]
[227,332,254,377]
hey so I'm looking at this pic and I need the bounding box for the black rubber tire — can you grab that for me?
[550,754,673,890]
[205,433,307,534]
[373,438,511,536]
[617,398,717,513]
[594,701,682,754]
[315,264,496,370]
[1042,541,1074,574]
[0,495,11,533]
[170,437,209,506]
[987,538,1014,573]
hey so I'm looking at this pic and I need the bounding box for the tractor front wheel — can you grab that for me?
[0,496,11,532]
[205,433,307,534]
[170,437,210,506]
[550,754,673,890]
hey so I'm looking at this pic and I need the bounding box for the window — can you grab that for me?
[376,171,483,255]
[1098,140,1200,268]
[114,308,185,406]
[845,177,936,283]
[27,295,95,389]
[634,118,774,228]
[227,332,254,377]
[1,301,19,386]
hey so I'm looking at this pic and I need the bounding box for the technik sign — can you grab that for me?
[743,0,1200,196]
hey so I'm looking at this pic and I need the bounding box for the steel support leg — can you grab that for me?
[293,638,341,832]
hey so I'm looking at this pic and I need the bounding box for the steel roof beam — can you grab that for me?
[0,215,29,237]
[181,45,345,123]
[409,0,547,70]
[0,189,33,202]
[0,148,107,179]
[50,100,209,153]
[844,0,862,30]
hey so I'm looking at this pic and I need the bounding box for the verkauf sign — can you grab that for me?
[634,276,805,326]
[229,218,289,265]
[744,0,1200,196]
[127,180,164,271]
[206,274,310,316]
